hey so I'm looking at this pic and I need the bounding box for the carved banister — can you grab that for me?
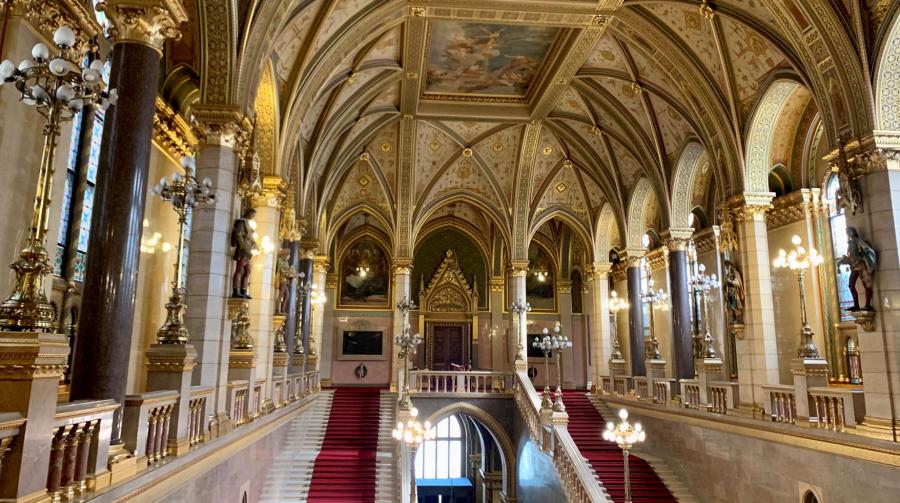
[552,426,611,502]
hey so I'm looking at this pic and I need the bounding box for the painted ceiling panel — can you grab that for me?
[471,125,522,203]
[532,128,566,202]
[720,16,788,117]
[415,122,462,199]
[367,122,398,195]
[643,3,726,92]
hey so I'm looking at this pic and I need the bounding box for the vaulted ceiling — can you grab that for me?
[227,0,879,255]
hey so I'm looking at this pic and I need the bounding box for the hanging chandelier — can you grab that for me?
[391,406,435,445]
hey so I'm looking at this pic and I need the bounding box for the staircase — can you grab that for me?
[374,391,398,503]
[307,387,382,502]
[259,391,334,502]
[563,391,677,503]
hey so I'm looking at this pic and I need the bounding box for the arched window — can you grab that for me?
[54,58,111,282]
[824,175,854,319]
[415,415,465,480]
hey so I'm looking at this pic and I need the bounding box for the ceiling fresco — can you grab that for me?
[423,21,561,100]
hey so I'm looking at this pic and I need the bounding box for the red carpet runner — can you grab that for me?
[307,388,382,502]
[563,391,676,503]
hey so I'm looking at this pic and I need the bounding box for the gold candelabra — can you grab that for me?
[641,276,668,360]
[152,157,215,343]
[608,290,629,360]
[0,26,116,331]
[773,235,824,359]
[510,299,531,362]
[395,297,421,410]
[689,263,720,359]
[603,408,647,503]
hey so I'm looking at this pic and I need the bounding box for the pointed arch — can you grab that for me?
[670,142,707,229]
[625,178,654,250]
[744,80,802,193]
[874,8,900,143]
[594,203,621,263]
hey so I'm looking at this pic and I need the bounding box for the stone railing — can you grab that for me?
[633,377,650,400]
[654,380,671,404]
[188,386,213,447]
[0,413,24,481]
[123,391,179,466]
[613,376,629,396]
[763,384,797,424]
[227,381,250,426]
[552,427,610,503]
[681,379,701,409]
[304,370,320,395]
[600,376,613,394]
[809,387,866,431]
[253,378,265,416]
[48,400,117,501]
[513,371,546,445]
[410,371,513,394]
[708,381,739,414]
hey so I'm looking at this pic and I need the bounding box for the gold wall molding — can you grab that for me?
[766,189,822,229]
[693,226,719,255]
[10,0,101,51]
[153,97,197,160]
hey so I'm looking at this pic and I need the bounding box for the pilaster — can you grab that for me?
[589,262,612,389]
[391,259,412,391]
[508,262,528,371]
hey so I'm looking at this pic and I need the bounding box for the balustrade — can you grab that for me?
[680,379,701,409]
[253,379,265,417]
[227,381,250,426]
[600,376,613,394]
[763,385,797,424]
[633,377,650,401]
[552,427,609,502]
[613,376,629,396]
[0,413,23,483]
[654,380,670,404]
[809,387,865,431]
[410,371,513,394]
[47,400,117,500]
[188,386,213,447]
[123,391,179,465]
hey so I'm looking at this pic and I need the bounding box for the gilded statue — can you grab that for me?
[838,227,876,311]
[276,247,298,313]
[231,207,258,298]
[723,260,745,325]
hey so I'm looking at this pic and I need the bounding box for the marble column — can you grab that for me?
[247,198,280,409]
[557,280,574,388]
[732,193,780,409]
[489,277,505,370]
[391,259,412,391]
[626,256,646,376]
[184,106,245,435]
[589,263,612,389]
[284,240,301,372]
[70,1,187,445]
[308,255,329,374]
[666,232,695,380]
[508,263,528,370]
[848,148,900,439]
[298,241,316,370]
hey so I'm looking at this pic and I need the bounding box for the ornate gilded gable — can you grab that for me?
[420,250,479,313]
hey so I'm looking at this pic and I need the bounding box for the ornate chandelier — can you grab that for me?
[391,406,435,445]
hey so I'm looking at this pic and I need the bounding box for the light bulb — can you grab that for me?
[618,408,628,420]
[173,172,181,182]
[635,422,642,432]
[0,59,15,79]
[68,98,83,111]
[161,242,172,252]
[53,26,77,48]
[31,43,49,60]
[202,177,212,187]
[698,263,705,272]
[82,68,99,84]
[606,421,614,430]
[106,89,118,105]
[89,59,104,73]
[791,235,801,245]
[18,59,34,72]
[31,84,50,102]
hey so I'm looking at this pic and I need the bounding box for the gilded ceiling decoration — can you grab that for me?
[197,0,896,257]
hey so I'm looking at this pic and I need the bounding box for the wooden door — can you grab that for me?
[432,325,464,371]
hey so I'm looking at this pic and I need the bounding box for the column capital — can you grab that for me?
[313,255,330,274]
[623,251,644,267]
[99,0,189,52]
[392,258,413,275]
[153,97,197,160]
[252,176,286,208]
[661,227,693,251]
[588,262,612,278]
[192,104,249,149]
[508,261,529,277]
[728,192,774,222]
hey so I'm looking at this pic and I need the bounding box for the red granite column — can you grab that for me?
[69,1,188,445]
[626,257,646,376]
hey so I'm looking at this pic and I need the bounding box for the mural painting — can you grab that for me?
[340,237,389,308]
[424,21,560,98]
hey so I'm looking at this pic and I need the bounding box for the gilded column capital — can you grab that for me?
[589,262,612,278]
[313,255,330,274]
[508,261,529,278]
[489,277,505,292]
[98,0,189,52]
[662,227,693,252]
[392,258,413,275]
[728,192,774,222]
[300,239,319,259]
[192,104,249,149]
[623,249,644,267]
[252,176,286,208]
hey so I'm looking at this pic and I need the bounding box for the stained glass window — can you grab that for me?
[825,176,854,319]
[415,415,464,480]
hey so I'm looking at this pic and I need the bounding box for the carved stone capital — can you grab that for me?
[313,255,330,274]
[509,261,529,278]
[662,228,693,252]
[192,104,249,149]
[729,192,774,222]
[392,258,413,276]
[589,262,612,278]
[489,277,505,292]
[300,239,319,259]
[98,0,189,52]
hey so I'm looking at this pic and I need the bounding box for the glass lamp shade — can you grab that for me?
[0,60,14,79]
[31,43,49,60]
[48,58,69,76]
[55,84,75,102]
[53,26,77,48]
